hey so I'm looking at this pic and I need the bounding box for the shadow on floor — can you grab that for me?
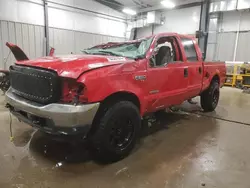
[140,111,190,138]
[6,108,219,188]
[24,109,212,166]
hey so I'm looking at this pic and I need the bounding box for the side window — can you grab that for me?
[150,36,181,67]
[181,38,198,62]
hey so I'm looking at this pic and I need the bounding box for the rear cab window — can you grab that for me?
[180,38,198,62]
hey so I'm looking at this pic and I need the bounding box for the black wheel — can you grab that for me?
[90,101,141,163]
[200,81,220,112]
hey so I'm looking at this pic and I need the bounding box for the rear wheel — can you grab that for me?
[200,81,220,112]
[90,101,141,163]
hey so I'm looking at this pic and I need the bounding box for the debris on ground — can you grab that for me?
[242,88,250,94]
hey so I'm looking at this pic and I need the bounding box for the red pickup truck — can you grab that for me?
[6,33,226,162]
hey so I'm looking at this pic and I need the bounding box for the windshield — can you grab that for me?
[82,37,153,59]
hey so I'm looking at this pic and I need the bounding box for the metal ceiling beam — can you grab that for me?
[138,1,203,13]
[47,0,126,21]
[94,0,124,12]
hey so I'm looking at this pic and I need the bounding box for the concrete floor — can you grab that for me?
[0,87,250,188]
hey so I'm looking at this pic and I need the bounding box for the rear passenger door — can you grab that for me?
[180,37,203,98]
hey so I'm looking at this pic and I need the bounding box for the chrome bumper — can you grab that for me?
[5,88,100,129]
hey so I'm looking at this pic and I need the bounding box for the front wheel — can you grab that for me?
[90,101,141,163]
[200,81,220,112]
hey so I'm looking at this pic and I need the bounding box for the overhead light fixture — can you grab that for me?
[161,0,176,9]
[193,16,199,23]
[122,8,137,15]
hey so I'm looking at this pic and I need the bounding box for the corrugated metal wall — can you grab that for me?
[208,11,250,62]
[0,20,125,68]
[49,28,124,55]
[0,20,45,69]
[207,31,238,62]
[206,16,218,61]
[215,32,236,61]
[236,32,250,61]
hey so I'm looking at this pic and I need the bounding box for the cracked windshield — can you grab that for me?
[82,37,153,59]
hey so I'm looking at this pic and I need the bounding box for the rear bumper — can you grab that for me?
[6,88,100,136]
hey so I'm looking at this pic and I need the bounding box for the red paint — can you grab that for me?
[9,33,226,116]
[61,78,88,103]
[49,47,55,56]
[16,55,128,79]
[6,42,29,61]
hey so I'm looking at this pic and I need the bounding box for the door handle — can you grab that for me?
[199,67,202,74]
[184,68,188,77]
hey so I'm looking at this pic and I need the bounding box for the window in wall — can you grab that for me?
[181,38,198,61]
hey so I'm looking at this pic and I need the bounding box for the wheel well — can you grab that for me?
[90,92,141,133]
[102,92,140,111]
[211,74,220,85]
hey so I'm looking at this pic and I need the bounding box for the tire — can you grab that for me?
[200,81,220,112]
[90,101,141,163]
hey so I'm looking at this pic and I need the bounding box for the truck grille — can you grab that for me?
[9,65,61,104]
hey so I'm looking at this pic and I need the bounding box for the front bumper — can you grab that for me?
[6,88,100,135]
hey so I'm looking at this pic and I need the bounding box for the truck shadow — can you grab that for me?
[140,111,190,138]
[27,111,194,165]
[9,109,218,186]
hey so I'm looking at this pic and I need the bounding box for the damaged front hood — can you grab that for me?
[16,55,130,79]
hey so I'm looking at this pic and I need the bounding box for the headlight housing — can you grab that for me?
[60,78,88,104]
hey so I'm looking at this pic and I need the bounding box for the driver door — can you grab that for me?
[145,35,189,112]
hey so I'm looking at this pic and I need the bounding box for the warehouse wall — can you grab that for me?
[0,0,45,26]
[137,26,153,38]
[48,0,126,38]
[0,0,126,68]
[154,6,200,35]
[49,28,123,55]
[136,6,201,38]
[207,11,250,62]
[0,21,45,69]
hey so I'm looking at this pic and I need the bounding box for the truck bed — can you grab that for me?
[202,62,226,91]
